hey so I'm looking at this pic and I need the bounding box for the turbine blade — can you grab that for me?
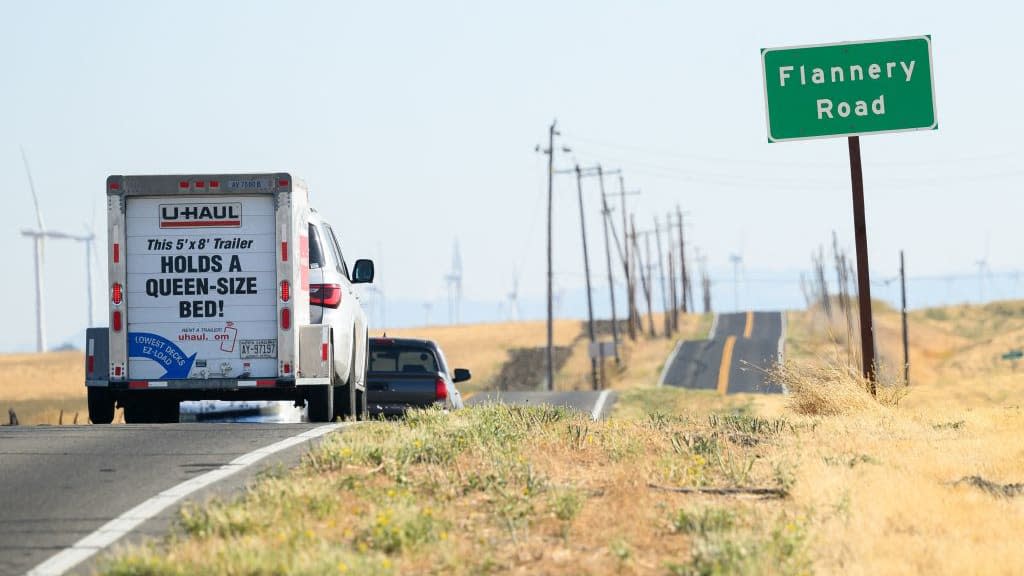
[20,146,45,231]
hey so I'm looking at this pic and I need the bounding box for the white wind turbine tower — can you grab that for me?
[20,147,96,352]
[445,240,463,324]
[507,270,520,321]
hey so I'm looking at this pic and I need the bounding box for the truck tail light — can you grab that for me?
[310,284,342,308]
[281,307,291,330]
[280,280,290,302]
[112,310,122,332]
[111,282,123,305]
[435,378,448,401]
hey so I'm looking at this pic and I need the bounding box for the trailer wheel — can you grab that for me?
[307,385,334,422]
[333,382,356,421]
[87,388,115,424]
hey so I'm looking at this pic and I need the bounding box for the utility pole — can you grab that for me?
[574,164,599,390]
[619,176,637,340]
[654,218,670,338]
[676,206,690,314]
[900,250,910,386]
[632,217,655,337]
[537,120,563,391]
[667,243,678,333]
[598,166,621,365]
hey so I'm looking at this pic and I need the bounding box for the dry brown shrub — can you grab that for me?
[771,355,907,416]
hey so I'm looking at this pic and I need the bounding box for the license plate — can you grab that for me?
[240,339,277,359]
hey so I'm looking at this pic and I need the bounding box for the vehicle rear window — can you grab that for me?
[308,224,325,269]
[370,345,439,373]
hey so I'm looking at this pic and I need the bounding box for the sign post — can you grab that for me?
[761,36,936,391]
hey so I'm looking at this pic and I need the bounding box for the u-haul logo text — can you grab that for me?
[159,203,241,228]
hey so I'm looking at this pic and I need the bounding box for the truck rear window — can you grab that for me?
[370,345,439,373]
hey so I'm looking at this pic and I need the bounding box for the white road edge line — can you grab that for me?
[657,339,684,387]
[26,423,349,576]
[707,313,720,340]
[590,389,612,421]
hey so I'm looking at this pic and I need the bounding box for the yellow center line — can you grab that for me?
[743,311,754,339]
[717,335,737,395]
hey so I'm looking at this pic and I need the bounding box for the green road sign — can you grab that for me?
[762,36,936,142]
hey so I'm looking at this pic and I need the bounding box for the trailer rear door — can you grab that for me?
[124,194,278,379]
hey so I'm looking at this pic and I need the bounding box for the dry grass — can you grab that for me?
[0,350,88,425]
[102,405,808,575]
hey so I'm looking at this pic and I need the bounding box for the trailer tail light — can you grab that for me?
[310,284,342,308]
[111,282,123,305]
[112,311,122,332]
[278,178,289,187]
[179,180,189,189]
[435,378,448,401]
[195,180,205,189]
[280,280,290,302]
[108,181,120,190]
[209,180,220,189]
[281,307,291,330]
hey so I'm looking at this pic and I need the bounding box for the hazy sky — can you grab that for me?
[2,1,1021,350]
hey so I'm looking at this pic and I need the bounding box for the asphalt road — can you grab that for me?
[661,311,785,394]
[467,390,617,420]
[0,421,341,576]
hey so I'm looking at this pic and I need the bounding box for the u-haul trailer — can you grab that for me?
[86,173,370,423]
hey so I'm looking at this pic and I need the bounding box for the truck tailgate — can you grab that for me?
[366,373,441,407]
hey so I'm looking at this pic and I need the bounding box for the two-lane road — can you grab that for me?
[660,311,785,394]
[1,423,346,576]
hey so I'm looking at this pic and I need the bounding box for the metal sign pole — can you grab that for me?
[848,136,877,394]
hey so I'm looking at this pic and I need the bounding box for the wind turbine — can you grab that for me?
[20,148,95,352]
[507,270,520,321]
[445,240,463,324]
[729,252,744,312]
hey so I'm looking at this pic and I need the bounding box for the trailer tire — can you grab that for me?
[308,385,334,422]
[88,388,115,424]
[334,381,356,421]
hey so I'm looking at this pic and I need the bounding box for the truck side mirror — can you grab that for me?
[453,368,471,383]
[352,259,375,284]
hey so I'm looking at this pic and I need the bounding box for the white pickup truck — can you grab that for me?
[85,173,374,424]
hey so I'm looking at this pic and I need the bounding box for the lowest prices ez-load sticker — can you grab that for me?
[126,196,278,378]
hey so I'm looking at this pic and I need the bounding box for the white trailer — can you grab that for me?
[85,173,374,423]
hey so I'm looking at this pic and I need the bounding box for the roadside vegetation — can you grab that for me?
[9,302,1024,573]
[101,403,807,575]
